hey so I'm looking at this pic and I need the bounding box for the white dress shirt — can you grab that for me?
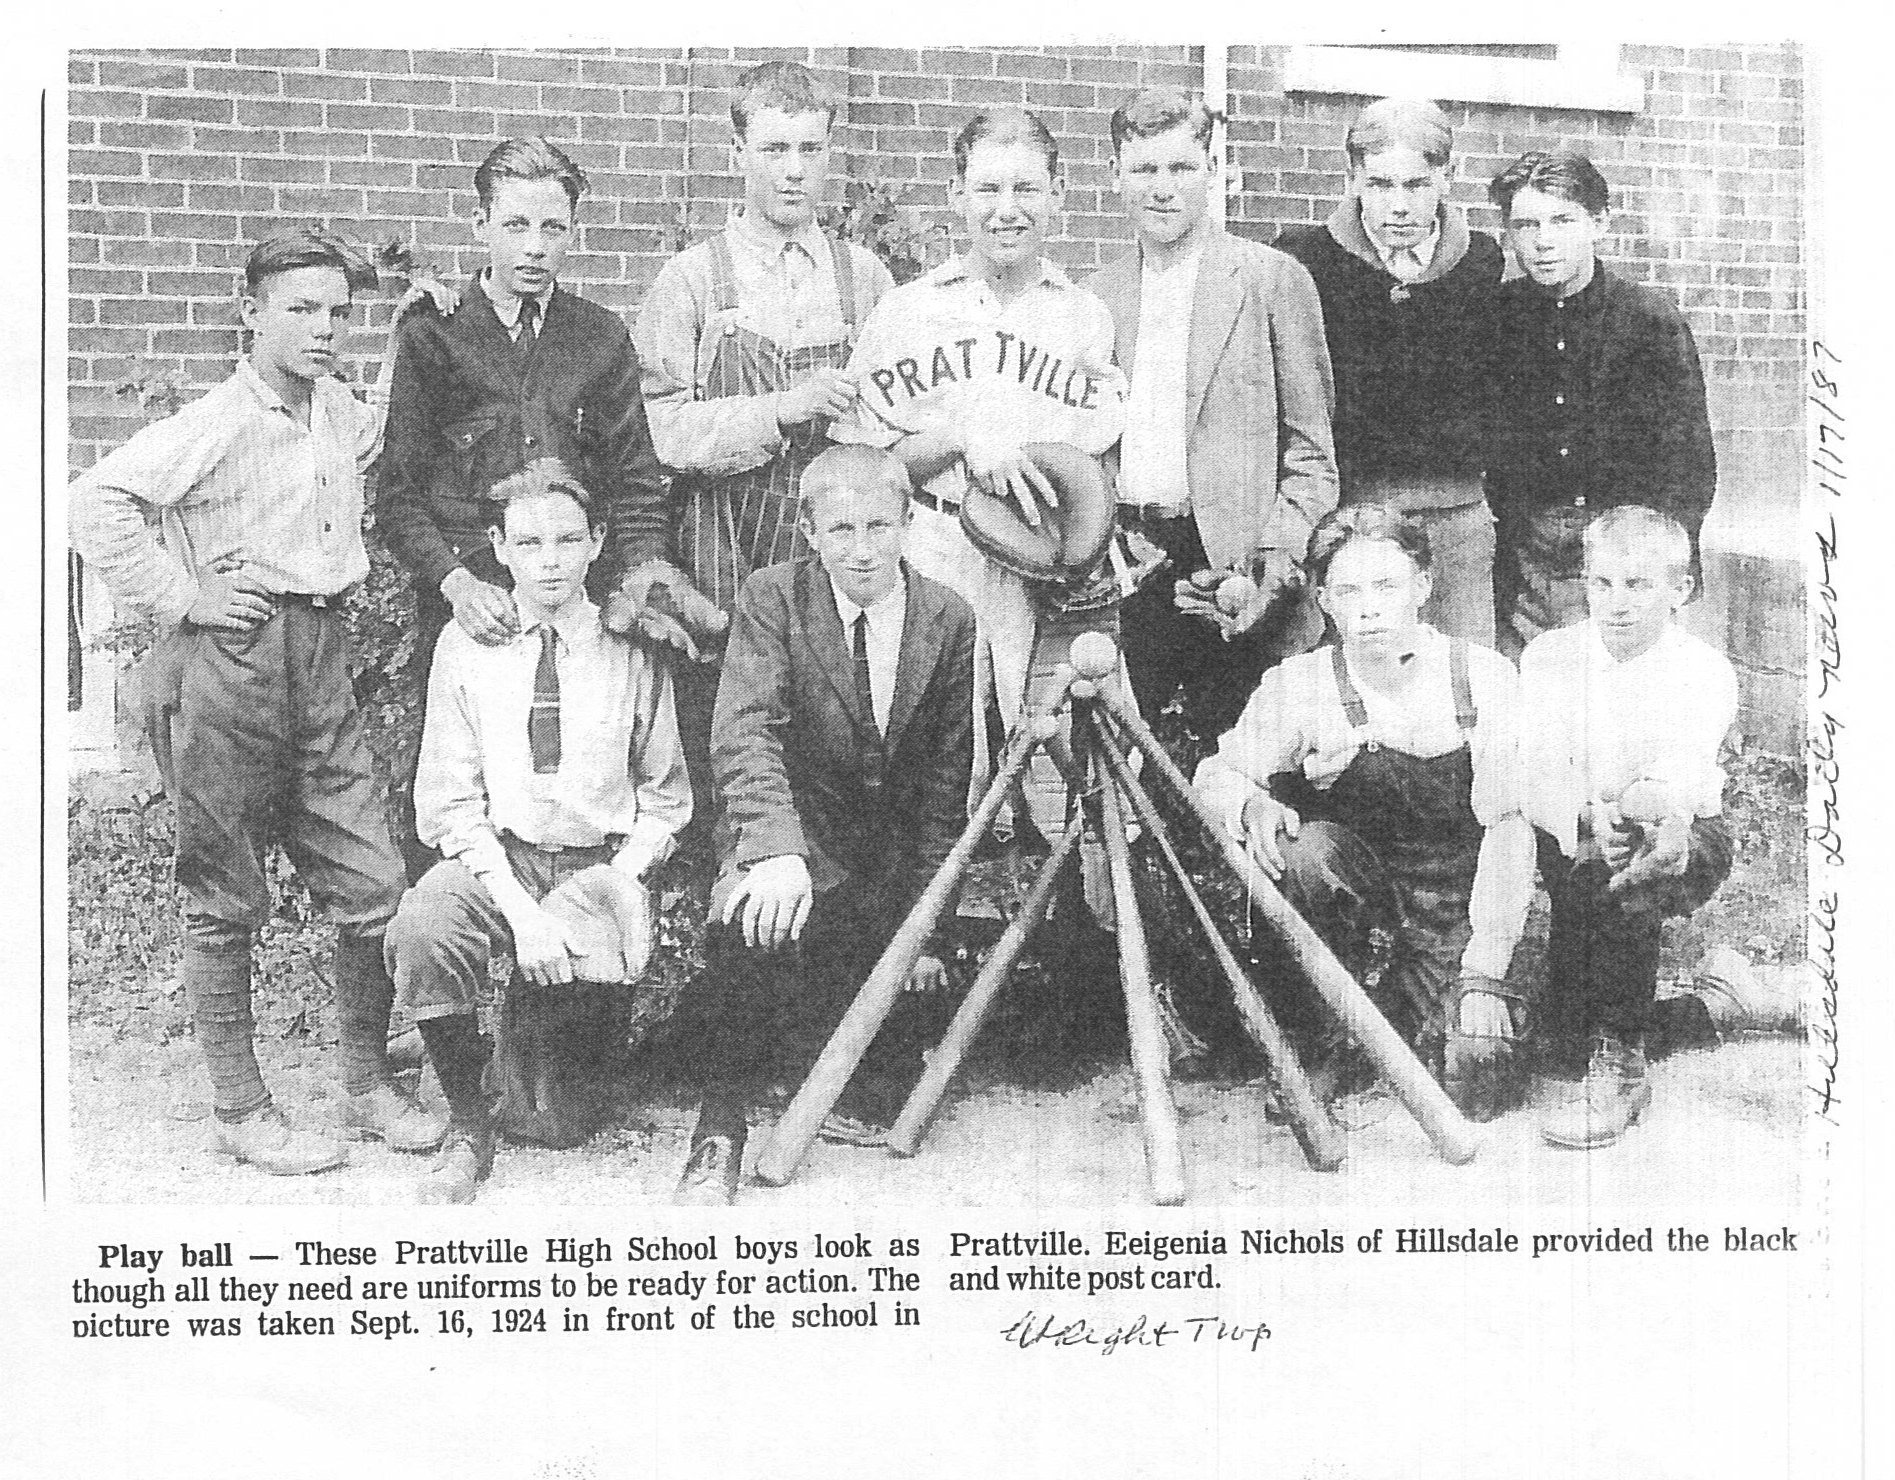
[1365,215,1442,283]
[416,598,693,885]
[1117,244,1203,514]
[1521,620,1739,858]
[830,574,907,734]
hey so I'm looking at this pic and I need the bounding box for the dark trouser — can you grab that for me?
[154,602,408,1115]
[1261,820,1475,1073]
[1495,505,1592,660]
[678,882,931,1132]
[1532,820,1734,1074]
[670,655,722,856]
[1117,514,1281,742]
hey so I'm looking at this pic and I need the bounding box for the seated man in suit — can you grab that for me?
[673,445,976,1205]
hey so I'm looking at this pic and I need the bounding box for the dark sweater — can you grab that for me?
[1277,208,1504,497]
[378,276,668,596]
[1485,264,1717,542]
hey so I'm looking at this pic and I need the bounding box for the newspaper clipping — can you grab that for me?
[7,24,1882,1480]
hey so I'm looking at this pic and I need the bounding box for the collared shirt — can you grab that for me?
[633,216,894,478]
[832,254,1128,507]
[1194,626,1535,979]
[482,268,555,341]
[1520,619,1738,858]
[68,357,388,626]
[1117,244,1203,513]
[415,598,692,884]
[1364,213,1442,283]
[829,573,907,734]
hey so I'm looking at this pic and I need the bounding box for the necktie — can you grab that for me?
[516,295,541,340]
[853,612,885,791]
[529,625,560,774]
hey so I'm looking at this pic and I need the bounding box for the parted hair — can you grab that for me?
[1109,86,1221,155]
[1489,149,1611,218]
[1307,504,1434,585]
[474,137,588,213]
[1344,98,1453,168]
[952,107,1060,181]
[730,59,839,138]
[490,457,602,532]
[243,228,377,297]
[800,445,914,516]
[1583,505,1693,584]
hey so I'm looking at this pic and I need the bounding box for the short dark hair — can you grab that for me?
[1109,86,1220,156]
[474,137,588,214]
[1344,98,1453,169]
[1489,149,1611,218]
[730,59,838,139]
[952,108,1060,182]
[489,457,601,533]
[243,229,376,298]
[1308,504,1433,586]
[800,445,913,517]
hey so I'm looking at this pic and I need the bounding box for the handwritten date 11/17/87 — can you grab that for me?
[1001,1310,1271,1354]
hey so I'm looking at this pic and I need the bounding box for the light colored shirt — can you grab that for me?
[415,598,692,886]
[68,357,389,627]
[1520,620,1738,858]
[1117,245,1202,513]
[483,268,554,340]
[830,575,907,734]
[633,218,894,478]
[1365,213,1441,284]
[832,254,1129,507]
[1194,626,1535,980]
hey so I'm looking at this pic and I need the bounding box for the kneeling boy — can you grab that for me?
[384,460,691,1202]
[1521,506,1736,1148]
[674,445,975,1204]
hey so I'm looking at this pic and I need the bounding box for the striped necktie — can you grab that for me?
[529,624,560,774]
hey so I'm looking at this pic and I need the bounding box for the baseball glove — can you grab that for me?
[960,441,1116,587]
[602,559,730,663]
[536,864,654,985]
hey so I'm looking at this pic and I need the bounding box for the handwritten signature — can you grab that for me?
[1000,1310,1270,1355]
[1808,891,1840,1125]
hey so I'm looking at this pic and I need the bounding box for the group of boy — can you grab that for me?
[69,60,1740,1205]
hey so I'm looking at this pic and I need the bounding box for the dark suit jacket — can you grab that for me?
[711,556,975,912]
[1087,229,1338,568]
[378,276,668,597]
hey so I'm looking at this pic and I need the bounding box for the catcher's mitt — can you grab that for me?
[537,864,654,985]
[602,559,730,662]
[1443,977,1527,1123]
[960,441,1115,587]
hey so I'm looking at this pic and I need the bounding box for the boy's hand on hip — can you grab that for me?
[186,562,275,631]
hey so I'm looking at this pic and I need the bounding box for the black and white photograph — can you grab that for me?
[10,26,1881,1480]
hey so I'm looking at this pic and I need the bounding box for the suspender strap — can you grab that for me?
[1328,643,1370,728]
[832,237,858,338]
[707,231,741,314]
[1448,638,1479,733]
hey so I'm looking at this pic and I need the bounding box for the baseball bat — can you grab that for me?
[1091,687,1479,1167]
[1089,721,1188,1206]
[753,723,1049,1187]
[1087,715,1345,1173]
[885,814,1087,1158]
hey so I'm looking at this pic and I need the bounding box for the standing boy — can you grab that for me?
[379,137,669,864]
[384,460,691,1203]
[1520,507,1736,1148]
[634,60,896,832]
[673,446,974,1204]
[1089,86,1337,742]
[1276,99,1505,648]
[1486,151,1717,656]
[69,230,445,1175]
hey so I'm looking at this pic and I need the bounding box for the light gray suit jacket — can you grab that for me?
[1088,229,1339,572]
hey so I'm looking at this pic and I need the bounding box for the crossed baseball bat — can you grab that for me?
[752,636,1479,1201]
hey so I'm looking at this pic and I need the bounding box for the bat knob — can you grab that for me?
[1069,677,1098,701]
[1027,712,1061,743]
[1068,631,1119,680]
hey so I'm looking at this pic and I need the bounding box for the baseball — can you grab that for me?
[1068,631,1119,679]
[1216,573,1259,615]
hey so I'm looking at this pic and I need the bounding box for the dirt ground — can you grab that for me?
[65,744,1808,1210]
